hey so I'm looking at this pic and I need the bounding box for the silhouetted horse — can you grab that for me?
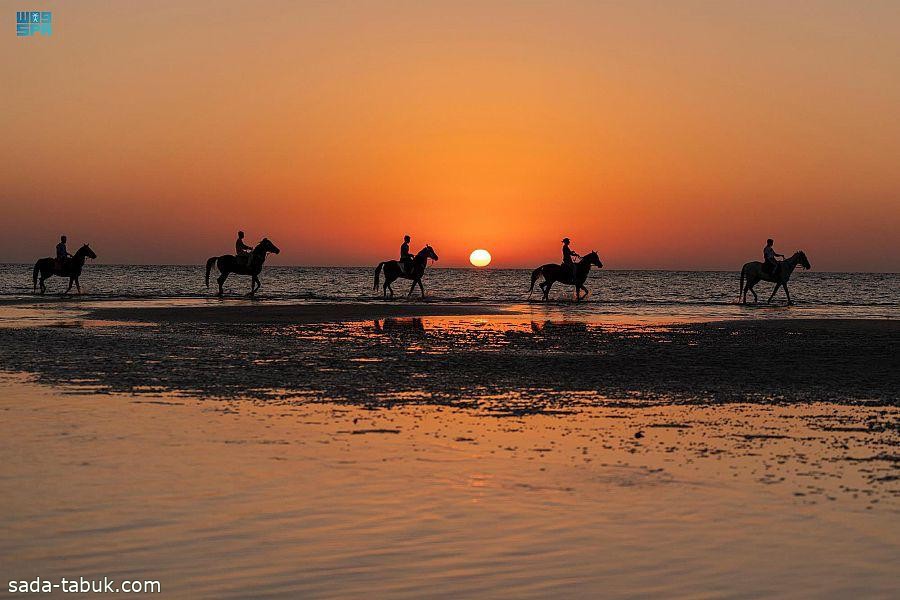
[32,244,97,295]
[205,238,280,297]
[740,250,811,305]
[529,251,603,301]
[374,245,439,298]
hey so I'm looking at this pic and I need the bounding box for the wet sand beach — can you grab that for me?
[0,299,897,598]
[0,301,895,406]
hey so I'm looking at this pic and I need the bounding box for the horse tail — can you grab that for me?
[374,262,386,291]
[528,267,543,295]
[32,261,40,292]
[205,257,218,288]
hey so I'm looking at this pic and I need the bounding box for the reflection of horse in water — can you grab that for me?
[32,244,97,295]
[205,238,280,297]
[374,317,426,332]
[740,250,810,305]
[529,251,603,301]
[374,246,439,298]
[530,320,591,334]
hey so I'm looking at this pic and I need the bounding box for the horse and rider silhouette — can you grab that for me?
[529,238,604,301]
[32,235,97,295]
[27,232,811,306]
[206,233,281,297]
[374,236,439,298]
[740,239,811,305]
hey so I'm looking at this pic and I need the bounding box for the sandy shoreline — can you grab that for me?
[0,305,897,598]
[0,301,895,406]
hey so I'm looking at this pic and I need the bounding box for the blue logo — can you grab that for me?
[16,11,52,36]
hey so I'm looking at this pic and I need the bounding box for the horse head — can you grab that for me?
[417,245,438,263]
[583,251,603,269]
[77,244,97,260]
[255,238,281,255]
[797,250,810,270]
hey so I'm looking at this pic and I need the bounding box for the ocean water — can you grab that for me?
[2,263,898,321]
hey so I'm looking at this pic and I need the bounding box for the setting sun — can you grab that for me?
[469,249,492,267]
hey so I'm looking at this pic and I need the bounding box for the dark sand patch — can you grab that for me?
[0,315,895,407]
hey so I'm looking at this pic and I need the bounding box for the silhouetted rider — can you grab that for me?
[400,235,413,274]
[56,235,71,270]
[236,231,252,263]
[763,238,784,277]
[562,237,580,279]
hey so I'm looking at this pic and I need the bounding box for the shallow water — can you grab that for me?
[1,286,896,597]
[1,376,897,599]
[4,264,898,321]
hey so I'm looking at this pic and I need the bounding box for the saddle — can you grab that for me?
[236,253,252,267]
[764,261,780,277]
[399,258,414,275]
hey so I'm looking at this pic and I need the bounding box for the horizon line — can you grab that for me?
[1,261,897,275]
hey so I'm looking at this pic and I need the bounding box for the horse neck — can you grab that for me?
[72,249,88,265]
[577,258,593,274]
[414,250,430,265]
[783,253,801,272]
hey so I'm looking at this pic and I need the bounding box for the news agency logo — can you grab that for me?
[16,11,52,36]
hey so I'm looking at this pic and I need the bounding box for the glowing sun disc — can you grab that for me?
[469,249,492,267]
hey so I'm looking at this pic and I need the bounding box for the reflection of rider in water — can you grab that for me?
[400,235,413,273]
[56,235,71,270]
[236,231,252,263]
[763,238,784,277]
[562,237,580,279]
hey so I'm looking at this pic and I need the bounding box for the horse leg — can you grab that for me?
[580,285,589,300]
[217,272,227,296]
[543,281,552,301]
[75,277,81,294]
[418,279,425,297]
[64,277,74,294]
[39,276,46,295]
[407,279,417,297]
[783,283,793,306]
[767,283,781,304]
[251,275,260,296]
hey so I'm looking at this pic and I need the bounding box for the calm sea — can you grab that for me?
[2,264,897,321]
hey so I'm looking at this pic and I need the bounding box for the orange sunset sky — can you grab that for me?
[1,1,898,270]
